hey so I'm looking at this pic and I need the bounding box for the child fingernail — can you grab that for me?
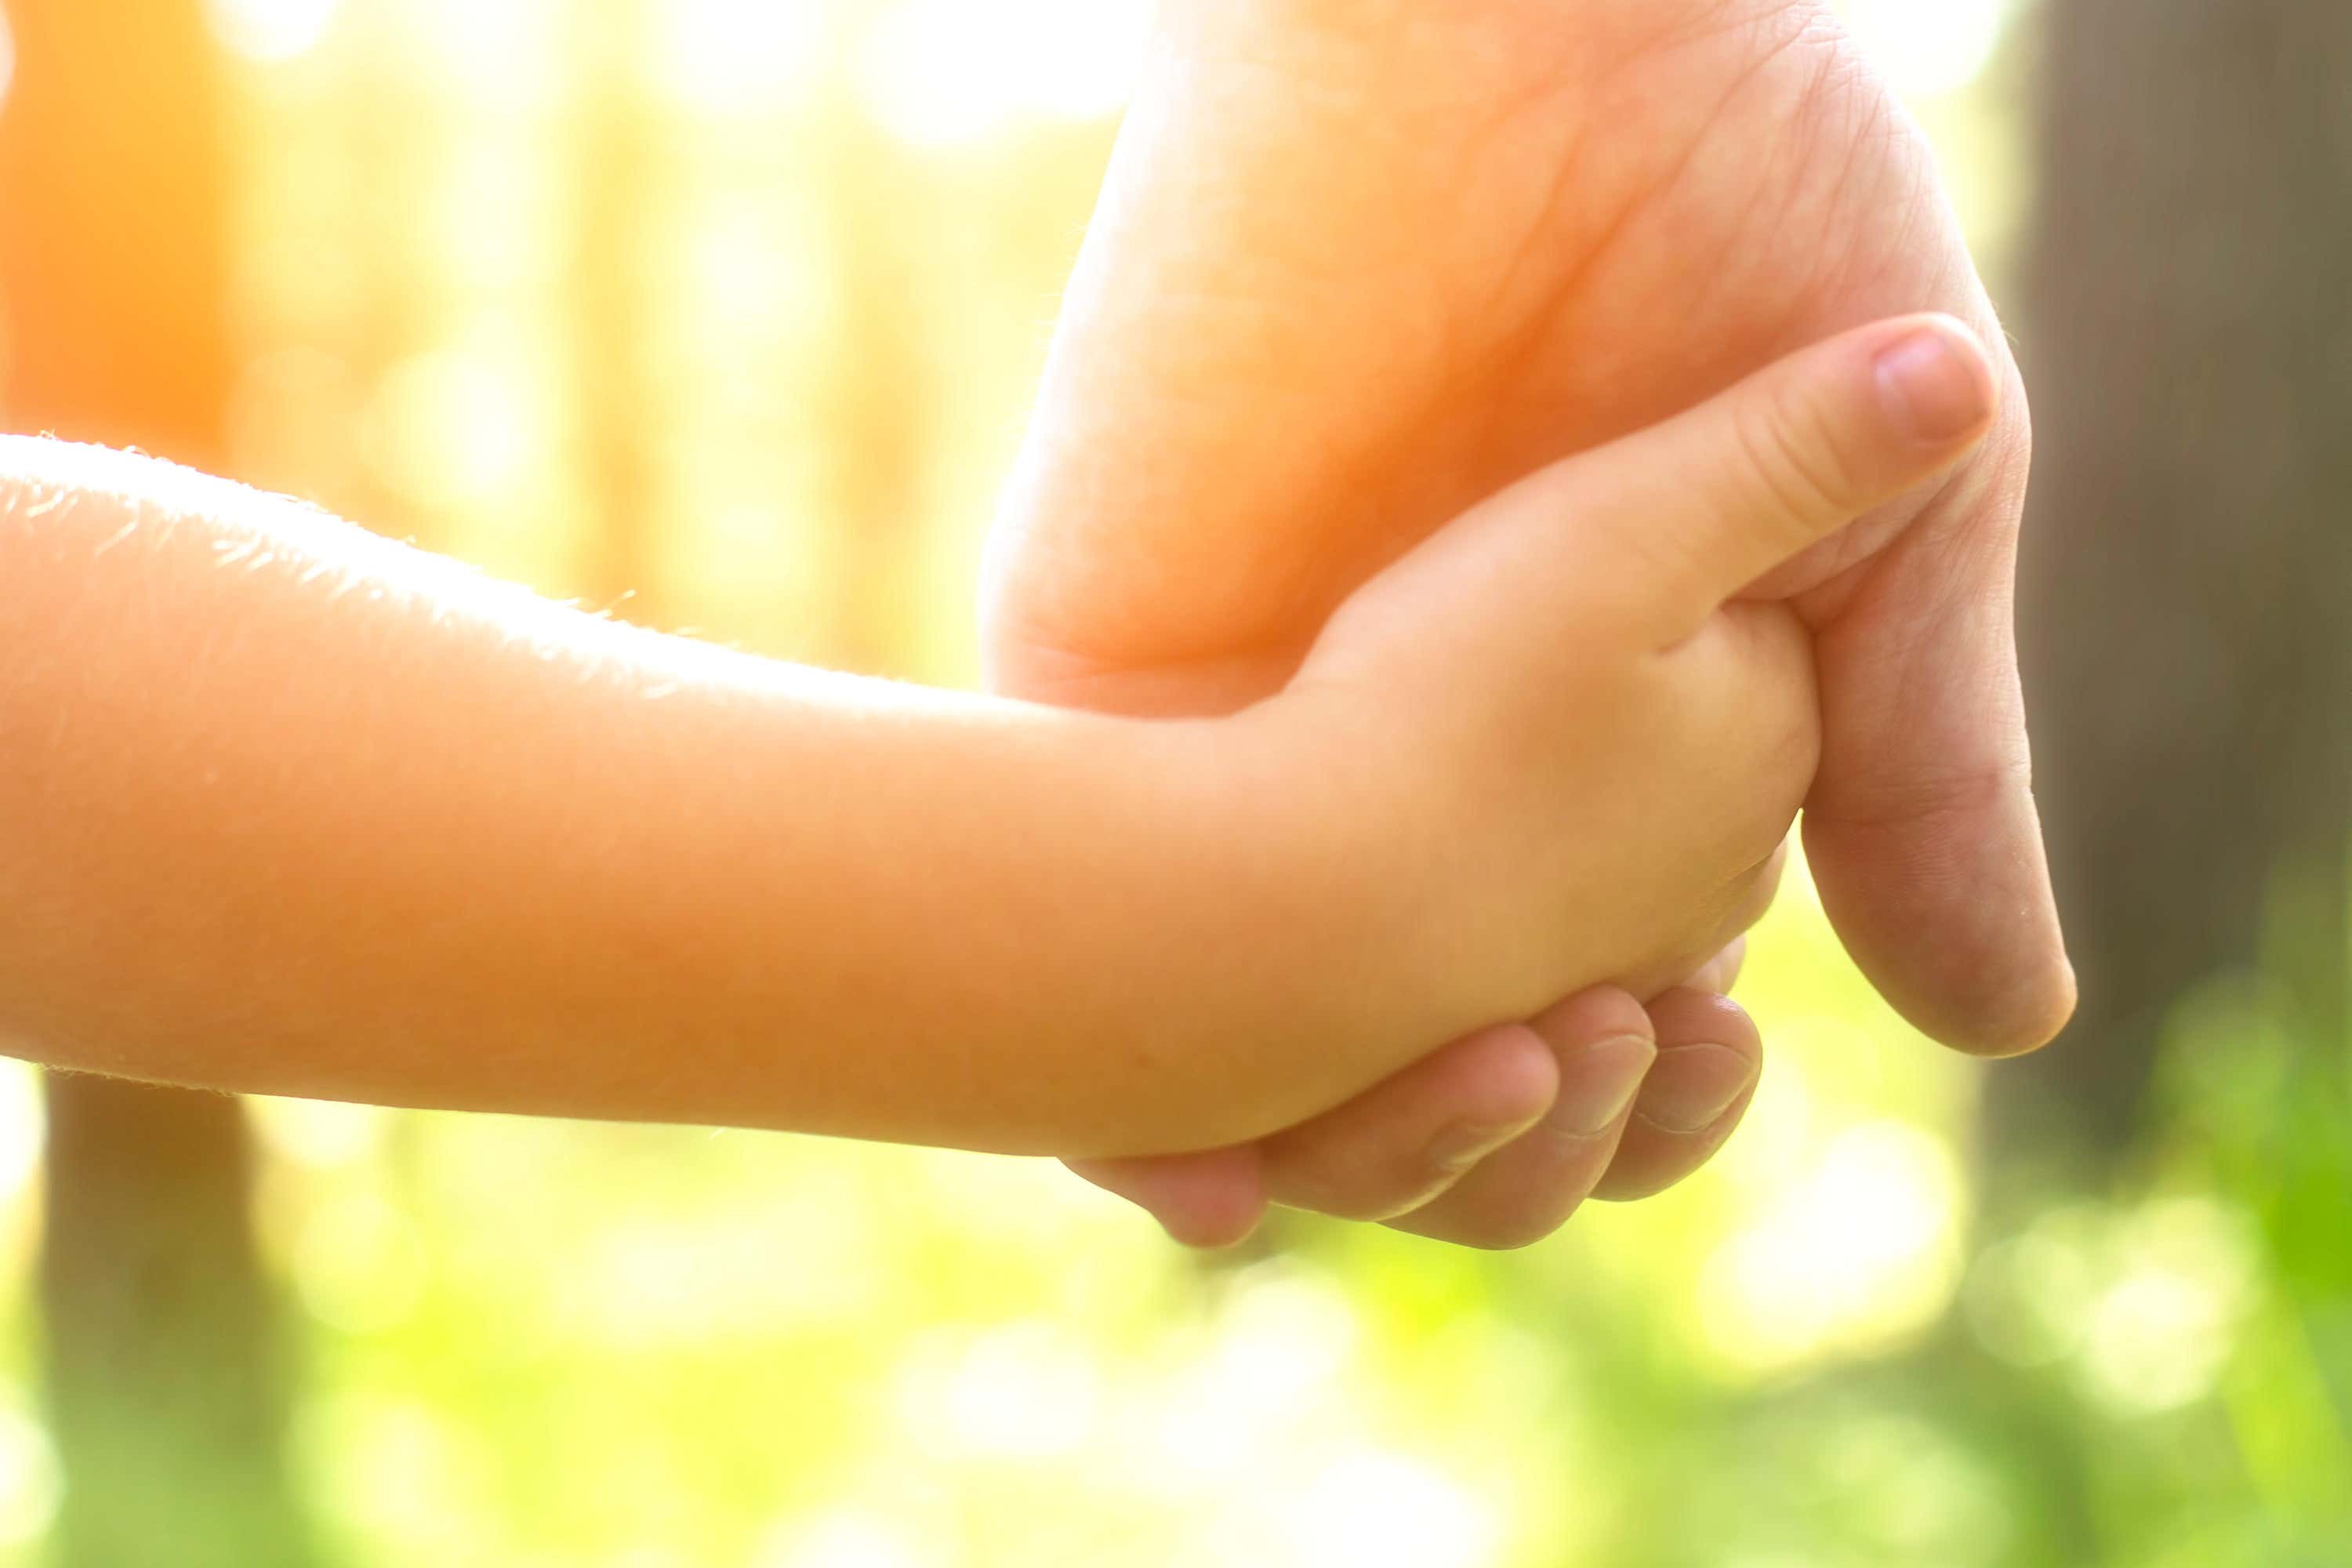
[1550,1034,1657,1136]
[1874,322,1993,443]
[1636,1044,1761,1134]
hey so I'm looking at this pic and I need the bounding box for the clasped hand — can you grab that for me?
[984,0,2072,1247]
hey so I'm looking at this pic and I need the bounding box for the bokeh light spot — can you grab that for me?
[657,0,828,113]
[0,1406,60,1546]
[759,1512,935,1568]
[1700,1120,1966,1371]
[1285,1452,1500,1568]
[2077,1198,2257,1414]
[895,1320,1103,1461]
[859,0,1152,147]
[1842,0,2017,99]
[0,1063,45,1200]
[361,338,546,511]
[248,1095,392,1170]
[205,0,344,63]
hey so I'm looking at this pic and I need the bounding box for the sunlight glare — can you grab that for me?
[0,1407,60,1548]
[658,0,828,113]
[1842,0,2015,99]
[1196,1271,1359,1417]
[569,1200,882,1346]
[0,1064,42,1200]
[205,0,344,63]
[2077,1198,2256,1414]
[861,0,1154,148]
[1962,1211,2102,1368]
[1285,1453,1500,1568]
[361,339,544,511]
[896,1322,1103,1461]
[760,1512,934,1568]
[292,1189,426,1334]
[389,0,560,100]
[1153,1269,1359,1480]
[248,1095,392,1169]
[1700,1120,1965,1372]
[299,1393,492,1549]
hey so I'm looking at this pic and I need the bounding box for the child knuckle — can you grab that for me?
[1733,383,1861,539]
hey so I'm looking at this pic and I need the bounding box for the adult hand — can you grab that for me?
[985,0,2072,1244]
[1073,976,1766,1250]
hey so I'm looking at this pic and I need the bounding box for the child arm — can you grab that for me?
[0,438,1376,1156]
[0,317,1991,1163]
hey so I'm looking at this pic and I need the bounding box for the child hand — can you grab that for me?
[0,319,1991,1170]
[1195,315,1999,1186]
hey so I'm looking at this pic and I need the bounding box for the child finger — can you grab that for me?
[1532,314,2000,647]
[1064,1147,1269,1250]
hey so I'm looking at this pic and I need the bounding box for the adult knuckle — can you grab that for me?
[1278,1143,1438,1224]
[1446,1188,1582,1251]
[1283,1163,1401,1224]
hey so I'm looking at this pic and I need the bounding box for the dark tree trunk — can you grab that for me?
[38,1083,311,1566]
[2010,0,2352,1160]
[0,5,315,1563]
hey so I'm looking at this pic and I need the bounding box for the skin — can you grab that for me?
[985,0,2073,1246]
[0,321,1985,1163]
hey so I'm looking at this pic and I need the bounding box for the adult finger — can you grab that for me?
[1385,989,1657,1250]
[1069,948,1761,1247]
[1064,1020,1561,1246]
[1802,380,2077,1056]
[1064,1147,1269,1250]
[1254,1022,1563,1221]
[1592,989,1765,1202]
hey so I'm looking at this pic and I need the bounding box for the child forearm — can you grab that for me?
[0,440,1419,1157]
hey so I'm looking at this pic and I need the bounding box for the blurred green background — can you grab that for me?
[0,1,2347,1564]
